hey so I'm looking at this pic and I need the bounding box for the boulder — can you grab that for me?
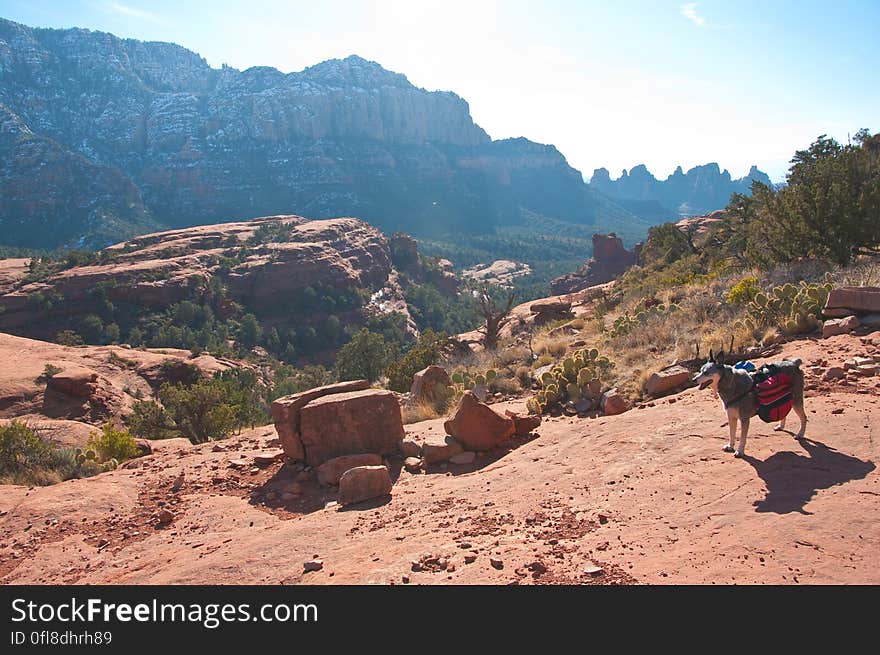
[298,389,404,466]
[271,380,371,460]
[316,453,383,486]
[338,466,392,505]
[504,410,542,436]
[443,392,515,452]
[645,365,692,397]
[46,368,98,398]
[824,287,880,314]
[410,366,451,405]
[422,434,464,464]
[822,316,860,338]
[601,388,630,416]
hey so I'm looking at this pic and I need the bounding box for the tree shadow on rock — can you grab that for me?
[743,436,875,515]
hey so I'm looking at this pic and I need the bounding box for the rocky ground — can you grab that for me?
[1,332,877,585]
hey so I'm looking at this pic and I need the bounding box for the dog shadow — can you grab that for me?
[742,436,875,515]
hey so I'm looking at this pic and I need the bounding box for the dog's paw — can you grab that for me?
[722,444,735,453]
[734,450,745,458]
[773,425,785,431]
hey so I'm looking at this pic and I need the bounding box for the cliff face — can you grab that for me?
[590,162,772,220]
[0,18,635,248]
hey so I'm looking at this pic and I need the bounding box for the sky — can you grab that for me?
[1,0,877,182]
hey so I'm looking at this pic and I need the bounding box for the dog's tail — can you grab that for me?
[791,357,803,367]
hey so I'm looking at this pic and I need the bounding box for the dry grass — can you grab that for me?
[490,376,522,395]
[533,333,569,357]
[402,400,443,425]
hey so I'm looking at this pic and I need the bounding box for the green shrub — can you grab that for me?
[35,363,63,384]
[0,421,54,478]
[86,423,140,463]
[335,328,397,383]
[385,330,447,392]
[127,400,179,440]
[55,330,84,346]
[726,277,760,305]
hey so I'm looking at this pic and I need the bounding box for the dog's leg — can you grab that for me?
[723,413,737,452]
[793,401,807,439]
[735,417,750,458]
[774,415,787,431]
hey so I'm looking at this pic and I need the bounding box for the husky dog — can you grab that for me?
[692,350,807,458]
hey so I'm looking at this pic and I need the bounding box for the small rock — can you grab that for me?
[170,472,185,493]
[155,509,175,526]
[402,575,410,584]
[449,451,476,465]
[822,315,860,338]
[404,456,423,472]
[401,439,422,458]
[253,449,284,466]
[822,367,846,381]
[583,564,604,576]
[490,557,504,570]
[831,408,844,415]
[303,559,323,572]
[464,554,477,564]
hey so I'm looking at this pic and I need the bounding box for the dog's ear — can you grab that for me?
[714,349,724,364]
[708,348,714,362]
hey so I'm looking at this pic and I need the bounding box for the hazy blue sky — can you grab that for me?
[2,0,877,182]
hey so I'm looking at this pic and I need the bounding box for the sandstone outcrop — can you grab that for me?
[270,380,371,460]
[273,383,404,466]
[0,215,411,345]
[443,392,515,452]
[0,331,239,426]
[824,287,880,317]
[550,234,640,295]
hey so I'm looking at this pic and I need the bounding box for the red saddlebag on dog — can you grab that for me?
[752,364,793,423]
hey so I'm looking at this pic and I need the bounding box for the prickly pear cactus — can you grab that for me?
[529,347,614,415]
[736,281,832,337]
[609,300,679,338]
[450,368,498,403]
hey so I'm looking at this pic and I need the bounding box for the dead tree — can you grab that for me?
[477,286,516,350]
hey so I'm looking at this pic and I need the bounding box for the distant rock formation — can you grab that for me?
[590,162,771,220]
[0,215,411,344]
[550,233,640,295]
[675,209,727,246]
[0,18,640,249]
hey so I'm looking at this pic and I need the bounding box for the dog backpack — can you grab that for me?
[752,364,793,423]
